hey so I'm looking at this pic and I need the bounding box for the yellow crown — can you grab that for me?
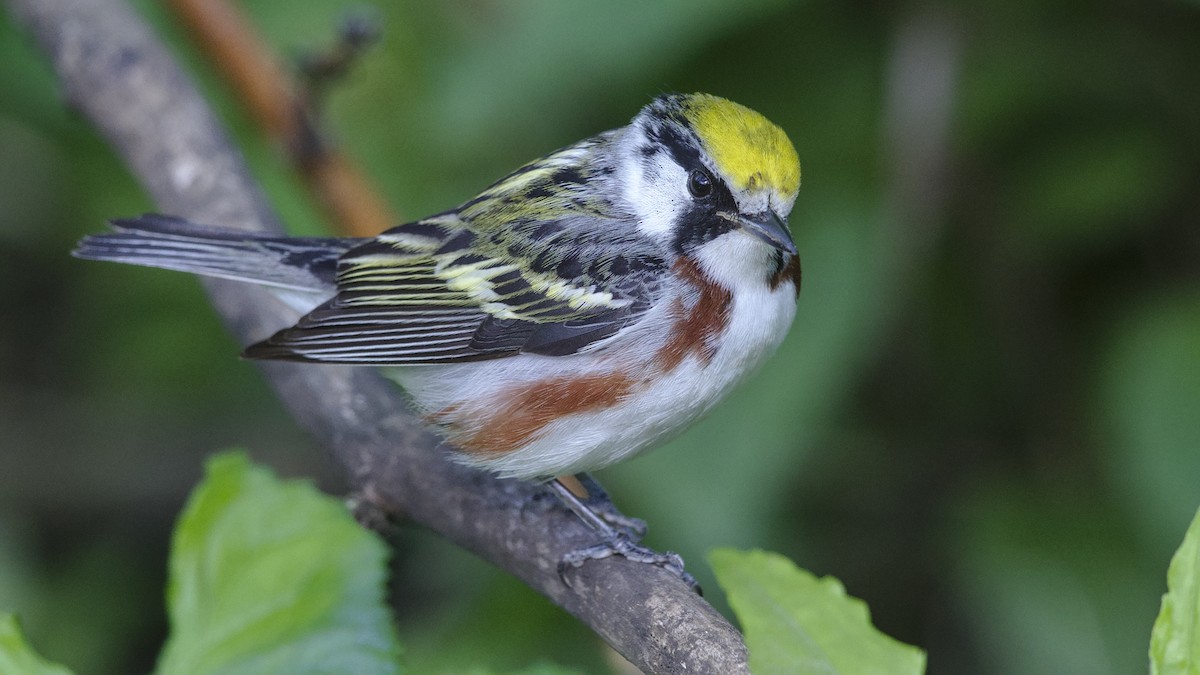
[681,94,801,198]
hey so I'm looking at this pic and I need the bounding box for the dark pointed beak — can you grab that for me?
[741,210,797,256]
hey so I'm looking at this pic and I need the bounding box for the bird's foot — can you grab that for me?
[549,477,699,593]
[557,531,699,593]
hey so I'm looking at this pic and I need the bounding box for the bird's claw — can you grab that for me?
[557,533,701,594]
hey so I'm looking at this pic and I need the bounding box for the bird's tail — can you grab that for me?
[73,213,361,293]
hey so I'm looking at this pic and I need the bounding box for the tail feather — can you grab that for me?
[74,213,360,293]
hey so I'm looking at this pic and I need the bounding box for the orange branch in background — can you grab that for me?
[167,0,397,236]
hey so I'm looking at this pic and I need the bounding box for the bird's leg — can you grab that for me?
[549,478,699,593]
[566,473,648,539]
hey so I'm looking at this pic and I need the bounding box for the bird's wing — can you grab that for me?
[244,141,667,365]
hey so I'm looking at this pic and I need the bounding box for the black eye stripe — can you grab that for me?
[644,117,741,254]
[645,121,729,199]
[646,120,702,172]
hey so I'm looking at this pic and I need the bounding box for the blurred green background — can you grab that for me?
[2,0,1198,673]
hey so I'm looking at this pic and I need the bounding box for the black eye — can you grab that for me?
[687,169,714,199]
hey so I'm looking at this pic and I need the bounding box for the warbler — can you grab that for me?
[76,93,801,575]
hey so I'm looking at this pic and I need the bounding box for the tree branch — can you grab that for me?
[6,0,750,671]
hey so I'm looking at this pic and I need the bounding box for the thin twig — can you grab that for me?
[6,0,750,672]
[167,0,395,236]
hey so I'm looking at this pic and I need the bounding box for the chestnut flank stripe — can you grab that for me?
[654,256,733,371]
[456,371,635,456]
[445,255,743,457]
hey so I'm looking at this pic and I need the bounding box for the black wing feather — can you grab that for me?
[242,140,668,365]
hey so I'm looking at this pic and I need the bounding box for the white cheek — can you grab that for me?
[622,155,688,239]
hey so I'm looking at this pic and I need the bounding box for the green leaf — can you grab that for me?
[0,613,73,675]
[156,451,402,675]
[710,548,925,675]
[1151,506,1200,674]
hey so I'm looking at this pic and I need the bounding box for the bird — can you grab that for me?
[75,92,802,578]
